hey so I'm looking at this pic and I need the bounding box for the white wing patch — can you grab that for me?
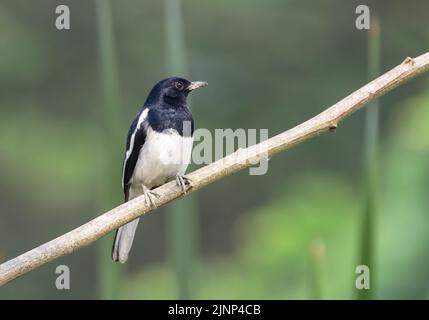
[122,108,149,188]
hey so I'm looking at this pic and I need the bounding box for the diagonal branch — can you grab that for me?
[1,52,429,286]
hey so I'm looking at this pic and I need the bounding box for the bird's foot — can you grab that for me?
[142,186,160,209]
[175,175,193,194]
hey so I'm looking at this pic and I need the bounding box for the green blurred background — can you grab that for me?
[1,0,429,299]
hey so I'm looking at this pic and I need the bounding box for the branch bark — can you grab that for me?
[1,52,429,286]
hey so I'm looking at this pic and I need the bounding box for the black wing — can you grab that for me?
[122,108,149,201]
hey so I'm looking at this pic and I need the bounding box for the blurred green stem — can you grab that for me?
[358,16,380,300]
[95,0,123,299]
[165,0,188,75]
[309,240,325,300]
[164,0,198,299]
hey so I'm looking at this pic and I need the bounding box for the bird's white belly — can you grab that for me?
[132,128,193,189]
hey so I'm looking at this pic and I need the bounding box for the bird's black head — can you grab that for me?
[145,77,208,107]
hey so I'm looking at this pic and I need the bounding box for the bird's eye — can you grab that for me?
[175,81,184,90]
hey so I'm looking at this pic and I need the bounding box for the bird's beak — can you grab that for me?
[186,81,208,92]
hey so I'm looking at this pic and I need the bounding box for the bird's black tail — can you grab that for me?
[111,219,140,263]
[111,190,139,263]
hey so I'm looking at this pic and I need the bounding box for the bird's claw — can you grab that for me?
[176,175,192,194]
[142,186,160,209]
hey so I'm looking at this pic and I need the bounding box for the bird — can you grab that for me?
[112,77,208,263]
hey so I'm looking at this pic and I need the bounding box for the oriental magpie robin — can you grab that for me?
[112,77,207,263]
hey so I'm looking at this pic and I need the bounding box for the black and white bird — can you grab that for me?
[112,77,207,263]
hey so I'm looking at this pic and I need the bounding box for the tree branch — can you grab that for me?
[1,53,429,286]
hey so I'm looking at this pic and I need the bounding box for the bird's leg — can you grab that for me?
[175,175,193,194]
[142,185,160,209]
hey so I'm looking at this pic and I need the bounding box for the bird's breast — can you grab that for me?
[132,127,193,189]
